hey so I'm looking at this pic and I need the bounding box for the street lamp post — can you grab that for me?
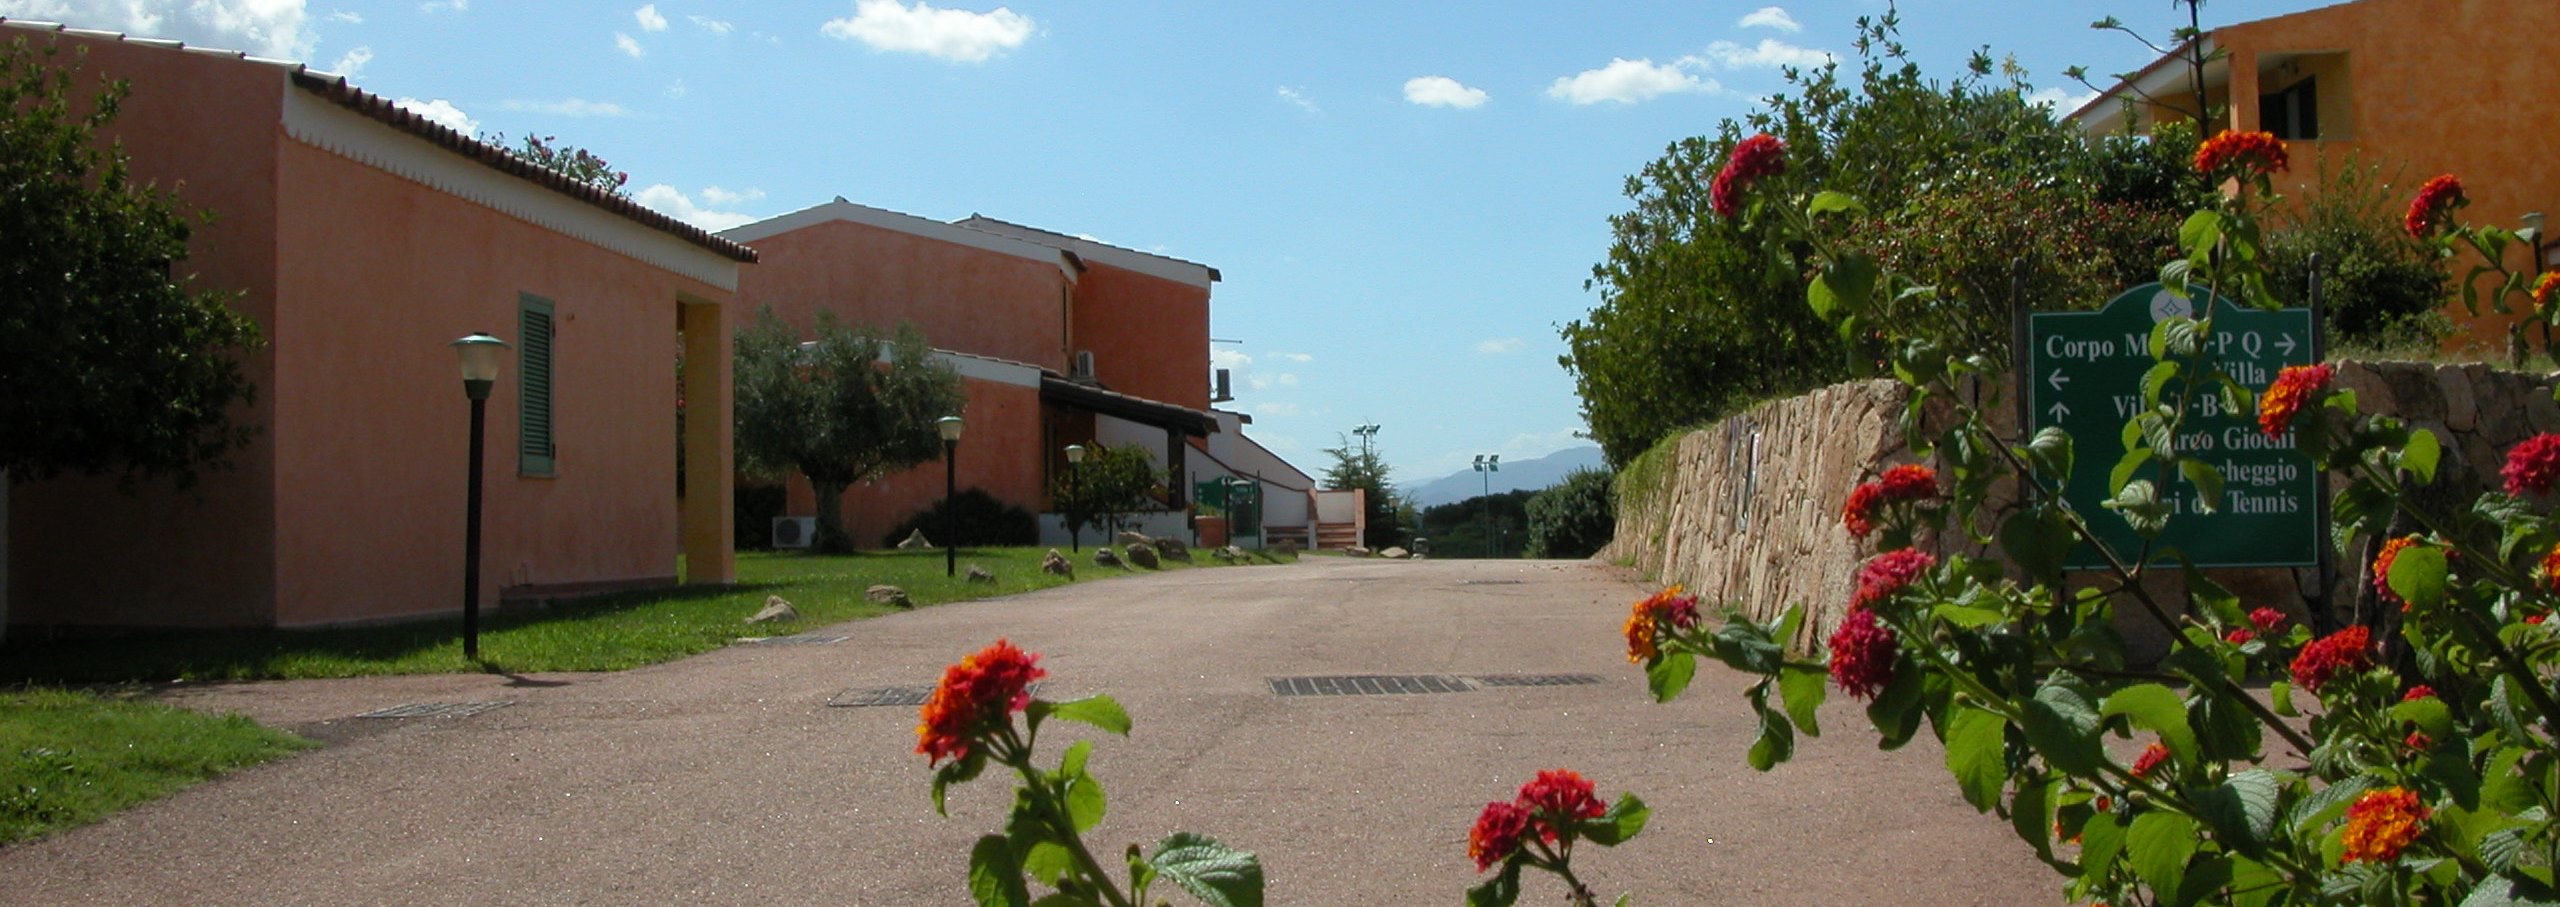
[2527,211,2549,361]
[1064,443,1087,552]
[938,416,964,577]
[451,332,510,661]
[1472,454,1499,558]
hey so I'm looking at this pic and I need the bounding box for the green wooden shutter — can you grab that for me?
[518,294,556,476]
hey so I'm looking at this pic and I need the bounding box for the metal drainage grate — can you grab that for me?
[1472,674,1606,688]
[1459,580,1525,586]
[831,683,1044,708]
[738,634,850,646]
[1268,675,1473,697]
[356,701,514,719]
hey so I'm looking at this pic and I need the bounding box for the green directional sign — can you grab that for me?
[2025,283,2319,569]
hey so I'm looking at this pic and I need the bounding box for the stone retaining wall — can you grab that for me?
[1604,361,2560,656]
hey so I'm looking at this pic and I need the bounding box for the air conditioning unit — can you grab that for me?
[771,517,817,549]
[1071,350,1097,382]
[1211,368,1232,403]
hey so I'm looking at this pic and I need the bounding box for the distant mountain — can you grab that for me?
[1402,446,1606,508]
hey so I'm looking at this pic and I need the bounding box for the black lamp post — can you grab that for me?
[1473,454,1500,558]
[451,332,509,661]
[2527,211,2549,360]
[1063,443,1087,552]
[938,416,964,577]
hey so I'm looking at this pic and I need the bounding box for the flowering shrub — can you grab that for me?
[920,639,1263,907]
[1463,769,1650,907]
[1619,129,2560,904]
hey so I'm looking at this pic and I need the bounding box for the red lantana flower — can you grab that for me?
[2257,363,2334,438]
[1842,482,1884,538]
[2540,543,2560,593]
[2531,613,2550,626]
[2405,174,2465,238]
[2341,787,2431,864]
[2536,272,2560,313]
[915,638,1047,767]
[2129,742,2172,779]
[2372,535,2420,611]
[1709,133,1787,220]
[2249,607,2288,632]
[1877,464,1940,502]
[2290,626,2373,694]
[1828,607,1897,701]
[1467,801,1530,872]
[1852,549,1936,610]
[1622,586,1700,664]
[2402,685,2437,702]
[2193,129,2289,178]
[2405,731,2433,751]
[2224,627,2256,644]
[2504,434,2560,497]
[1516,769,1608,844]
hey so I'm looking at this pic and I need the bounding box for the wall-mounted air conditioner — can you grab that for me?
[1212,368,1232,403]
[1071,350,1096,382]
[772,517,817,549]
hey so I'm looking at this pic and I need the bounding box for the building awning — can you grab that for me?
[1041,378,1219,437]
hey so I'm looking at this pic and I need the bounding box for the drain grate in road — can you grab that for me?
[738,634,850,646]
[1472,673,1605,688]
[831,683,1044,708]
[1268,675,1473,697]
[356,701,514,719]
[1459,580,1525,586]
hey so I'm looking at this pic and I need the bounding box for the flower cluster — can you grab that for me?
[2250,607,2288,632]
[2256,363,2334,438]
[1467,769,1608,872]
[1852,549,1935,610]
[2542,543,2560,592]
[1710,133,1787,221]
[2405,174,2466,238]
[916,638,1047,766]
[2505,434,2560,497]
[2290,626,2372,694]
[1842,464,1939,538]
[2536,272,2560,313]
[2340,787,2431,864]
[1622,586,1702,664]
[1827,607,1897,701]
[2192,129,2289,178]
[2129,742,2171,779]
[2402,685,2437,702]
[2372,536,2420,610]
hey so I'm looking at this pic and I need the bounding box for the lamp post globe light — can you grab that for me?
[937,416,964,577]
[1472,454,1499,559]
[1063,443,1087,552]
[450,332,509,660]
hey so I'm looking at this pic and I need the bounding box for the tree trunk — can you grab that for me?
[811,477,854,554]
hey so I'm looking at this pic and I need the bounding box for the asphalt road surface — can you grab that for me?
[2,557,2058,905]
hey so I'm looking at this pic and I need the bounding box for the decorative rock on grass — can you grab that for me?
[1125,544,1160,569]
[866,584,912,608]
[745,595,798,624]
[897,529,934,550]
[1114,530,1153,549]
[1156,538,1191,562]
[1093,547,1124,568]
[1381,546,1410,559]
[965,565,995,584]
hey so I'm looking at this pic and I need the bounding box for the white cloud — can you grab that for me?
[1210,349,1300,393]
[1402,75,1486,109]
[1545,58,1715,105]
[498,98,633,117]
[636,184,761,232]
[327,10,361,24]
[1474,338,1524,355]
[1276,86,1318,112]
[820,0,1033,63]
[689,14,732,34]
[419,0,466,13]
[0,0,314,58]
[1737,6,1801,33]
[700,186,765,206]
[2028,86,2101,114]
[634,3,666,31]
[1273,352,1313,363]
[615,31,645,57]
[329,45,372,77]
[1499,428,1593,461]
[1698,38,1832,70]
[1210,349,1251,371]
[665,79,687,98]
[393,96,477,134]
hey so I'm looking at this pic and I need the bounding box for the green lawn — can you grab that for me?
[0,687,315,845]
[0,546,1284,684]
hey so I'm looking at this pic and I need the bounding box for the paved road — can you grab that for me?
[2,557,2057,905]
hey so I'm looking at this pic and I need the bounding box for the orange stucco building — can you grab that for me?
[2067,0,2560,345]
[722,201,1291,547]
[3,21,750,631]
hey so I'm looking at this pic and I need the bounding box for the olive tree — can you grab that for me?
[733,307,962,553]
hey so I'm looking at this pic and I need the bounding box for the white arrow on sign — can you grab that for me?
[2049,402,2071,421]
[2047,370,2070,392]
[2275,333,2297,356]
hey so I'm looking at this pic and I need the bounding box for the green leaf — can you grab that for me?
[2387,545,2449,612]
[2106,479,2172,537]
[1465,861,1522,907]
[2142,361,2178,407]
[2079,812,2126,884]
[1807,190,1868,218]
[1021,841,1076,888]
[2402,428,2442,484]
[2021,678,2104,775]
[1944,704,2007,812]
[1058,739,1093,779]
[1583,793,1651,846]
[1808,252,1880,322]
[2180,210,2225,261]
[1028,894,1101,907]
[2028,426,2074,483]
[1646,650,1696,703]
[1045,695,1132,737]
[2000,507,2073,585]
[1149,832,1264,907]
[934,754,988,816]
[2288,776,2374,834]
[2011,774,2056,861]
[2101,683,2198,766]
[2179,459,2224,514]
[1866,661,1928,750]
[1747,684,1795,771]
[2195,768,2284,855]
[1063,774,1106,833]
[2270,680,2296,717]
[2173,855,2233,907]
[2457,874,2560,906]
[2127,811,2197,902]
[970,835,1033,907]
[1778,663,1826,736]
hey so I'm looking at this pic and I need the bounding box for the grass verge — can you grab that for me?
[1,687,315,845]
[1,546,1288,684]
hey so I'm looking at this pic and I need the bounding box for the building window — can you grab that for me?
[2260,76,2318,140]
[519,293,556,476]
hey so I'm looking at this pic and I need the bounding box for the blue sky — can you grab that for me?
[9,0,2338,485]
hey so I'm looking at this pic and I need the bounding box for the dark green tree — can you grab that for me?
[1418,490,1535,559]
[1320,433,1402,549]
[1050,443,1163,541]
[0,38,261,490]
[733,307,962,553]
[1525,468,1616,559]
